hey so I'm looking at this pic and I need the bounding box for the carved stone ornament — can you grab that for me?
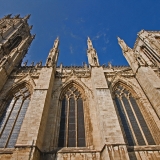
[135,53,146,66]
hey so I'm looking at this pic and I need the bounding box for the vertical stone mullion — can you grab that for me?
[66,97,69,147]
[75,98,77,147]
[127,96,148,145]
[56,100,62,147]
[120,96,138,145]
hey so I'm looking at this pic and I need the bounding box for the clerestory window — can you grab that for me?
[113,85,155,146]
[58,85,86,147]
[0,86,30,148]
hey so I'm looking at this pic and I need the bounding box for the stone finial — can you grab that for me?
[23,14,31,20]
[38,61,42,67]
[117,37,130,52]
[108,62,112,69]
[14,14,20,18]
[53,37,59,48]
[87,37,93,49]
[31,34,36,39]
[31,62,34,66]
[29,25,33,30]
[4,14,12,19]
[23,60,28,67]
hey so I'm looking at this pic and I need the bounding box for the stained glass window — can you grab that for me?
[0,86,30,148]
[58,85,86,147]
[113,85,155,146]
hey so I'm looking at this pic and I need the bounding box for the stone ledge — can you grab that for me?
[127,145,160,152]
[0,148,14,154]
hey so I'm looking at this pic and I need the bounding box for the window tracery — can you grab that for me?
[0,85,31,148]
[58,85,86,147]
[113,84,155,146]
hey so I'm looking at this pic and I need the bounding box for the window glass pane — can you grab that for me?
[77,98,85,147]
[130,97,155,145]
[0,99,14,132]
[68,98,75,147]
[115,97,135,146]
[7,97,30,148]
[114,85,155,146]
[0,98,23,148]
[122,96,145,145]
[58,98,67,147]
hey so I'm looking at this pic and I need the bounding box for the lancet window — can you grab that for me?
[0,85,31,148]
[113,84,155,146]
[58,85,86,147]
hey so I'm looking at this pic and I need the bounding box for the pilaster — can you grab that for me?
[91,66,129,160]
[15,67,55,159]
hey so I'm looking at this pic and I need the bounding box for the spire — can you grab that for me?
[117,37,130,52]
[53,37,59,49]
[46,37,59,67]
[87,37,93,49]
[87,37,99,67]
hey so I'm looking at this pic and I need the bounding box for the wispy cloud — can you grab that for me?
[102,47,107,51]
[76,18,85,24]
[70,32,82,40]
[92,28,110,45]
[69,45,73,54]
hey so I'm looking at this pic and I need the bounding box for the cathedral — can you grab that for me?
[0,14,160,160]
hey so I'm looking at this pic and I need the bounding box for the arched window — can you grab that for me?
[58,85,86,147]
[0,85,31,148]
[8,36,22,52]
[113,84,155,146]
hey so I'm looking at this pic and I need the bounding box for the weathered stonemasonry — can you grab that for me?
[0,14,160,160]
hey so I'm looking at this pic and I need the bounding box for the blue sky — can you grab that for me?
[1,0,160,66]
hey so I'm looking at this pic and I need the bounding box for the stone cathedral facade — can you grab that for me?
[0,14,160,160]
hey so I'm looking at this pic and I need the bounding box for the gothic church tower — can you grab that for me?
[0,14,34,91]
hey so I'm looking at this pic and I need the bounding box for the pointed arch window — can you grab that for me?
[113,84,155,146]
[0,85,31,148]
[58,85,86,147]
